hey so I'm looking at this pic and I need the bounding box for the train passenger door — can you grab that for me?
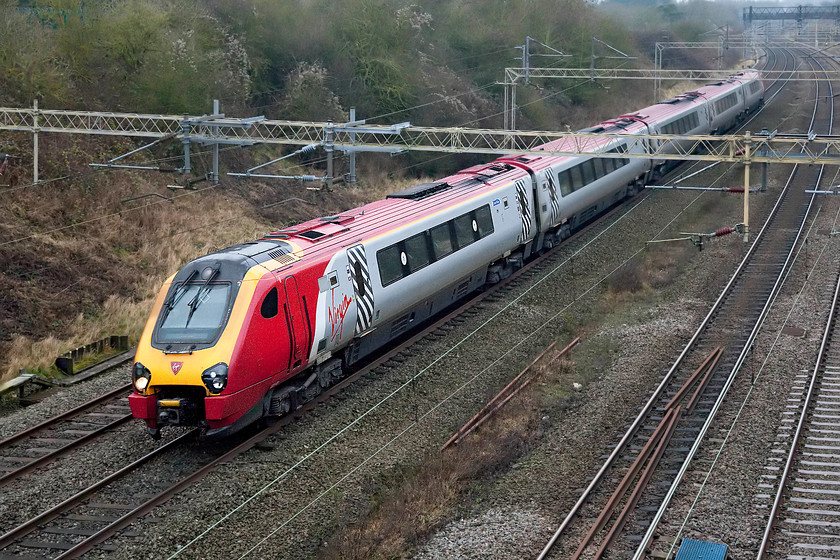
[514,177,536,244]
[283,275,310,369]
[540,169,561,227]
[346,244,375,335]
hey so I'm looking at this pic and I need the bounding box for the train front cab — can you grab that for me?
[129,253,301,438]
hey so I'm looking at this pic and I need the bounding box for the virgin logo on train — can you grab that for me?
[171,362,183,375]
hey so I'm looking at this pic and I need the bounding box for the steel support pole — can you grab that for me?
[762,162,767,192]
[511,85,517,131]
[181,118,191,178]
[212,99,219,183]
[744,132,751,242]
[32,99,39,184]
[525,35,531,85]
[348,107,357,184]
[654,44,663,102]
[504,84,510,131]
[325,121,334,190]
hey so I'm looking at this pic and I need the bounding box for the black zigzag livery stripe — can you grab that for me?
[347,244,374,334]
[515,179,531,242]
[545,173,561,224]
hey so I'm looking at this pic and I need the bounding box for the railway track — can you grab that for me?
[756,255,840,559]
[0,191,639,558]
[537,45,832,559]
[0,46,806,560]
[754,47,840,560]
[0,384,133,488]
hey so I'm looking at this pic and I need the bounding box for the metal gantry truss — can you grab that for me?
[3,103,840,241]
[744,5,840,27]
[6,105,840,164]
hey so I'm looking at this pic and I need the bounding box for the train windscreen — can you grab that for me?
[157,282,232,343]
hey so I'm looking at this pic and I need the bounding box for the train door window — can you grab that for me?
[377,245,403,286]
[354,261,366,297]
[430,223,454,260]
[260,287,278,319]
[558,170,573,196]
[603,155,616,173]
[474,205,494,237]
[454,213,476,248]
[404,232,431,273]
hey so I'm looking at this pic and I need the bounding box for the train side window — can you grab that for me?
[580,159,595,185]
[474,205,494,237]
[592,158,606,180]
[260,287,278,319]
[603,149,618,172]
[430,223,454,260]
[609,146,627,169]
[404,232,431,273]
[377,245,403,287]
[558,170,573,196]
[454,214,475,248]
[569,166,584,191]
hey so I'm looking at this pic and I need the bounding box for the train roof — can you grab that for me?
[623,69,761,124]
[257,162,531,268]
[238,70,763,273]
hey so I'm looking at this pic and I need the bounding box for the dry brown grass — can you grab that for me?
[601,242,691,308]
[319,350,575,560]
[0,137,436,382]
[0,181,270,379]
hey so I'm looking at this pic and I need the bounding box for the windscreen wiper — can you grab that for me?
[184,265,220,327]
[160,270,197,322]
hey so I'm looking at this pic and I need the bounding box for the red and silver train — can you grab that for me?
[129,70,764,438]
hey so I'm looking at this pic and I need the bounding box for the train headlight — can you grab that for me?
[132,362,151,392]
[201,363,229,394]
